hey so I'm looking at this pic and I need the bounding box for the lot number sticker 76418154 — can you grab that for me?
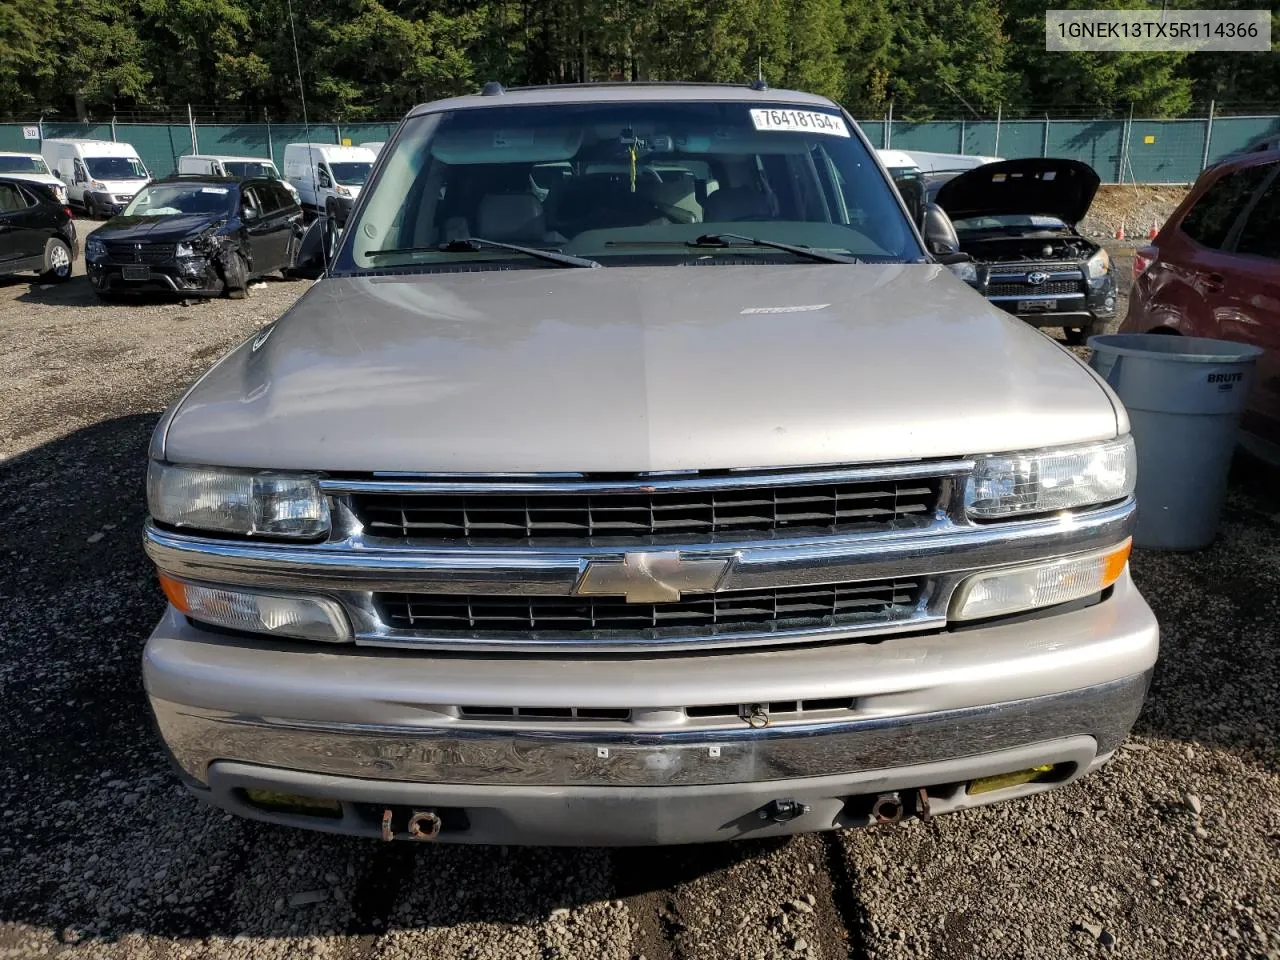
[749,109,850,137]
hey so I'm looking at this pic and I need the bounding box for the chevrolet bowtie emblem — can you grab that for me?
[575,552,731,603]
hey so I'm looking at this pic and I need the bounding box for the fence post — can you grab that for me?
[1201,99,1215,170]
[266,112,274,163]
[1042,115,1050,157]
[993,103,1002,156]
[335,122,342,145]
[1117,102,1133,184]
[38,116,44,142]
[187,104,199,154]
[884,100,892,148]
[959,117,966,154]
[111,114,117,142]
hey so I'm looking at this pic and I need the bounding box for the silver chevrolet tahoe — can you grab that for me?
[142,84,1158,846]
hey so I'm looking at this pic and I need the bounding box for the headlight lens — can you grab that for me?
[160,575,350,642]
[147,462,330,538]
[947,261,979,284]
[336,185,351,197]
[951,539,1131,620]
[1086,248,1111,279]
[175,241,197,257]
[966,436,1136,520]
[85,237,106,261]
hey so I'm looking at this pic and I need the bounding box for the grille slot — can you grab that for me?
[377,579,923,636]
[352,478,944,542]
[987,280,1081,297]
[458,705,632,721]
[104,241,177,264]
[685,697,856,719]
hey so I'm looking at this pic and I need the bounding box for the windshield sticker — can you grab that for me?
[741,304,831,315]
[200,187,229,194]
[493,130,535,149]
[749,109,849,137]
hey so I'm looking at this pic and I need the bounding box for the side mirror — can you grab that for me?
[895,178,926,230]
[922,202,962,257]
[291,216,336,279]
[243,206,260,222]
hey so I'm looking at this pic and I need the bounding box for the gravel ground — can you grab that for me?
[0,249,1276,960]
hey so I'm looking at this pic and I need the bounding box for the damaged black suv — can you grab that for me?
[929,159,1116,345]
[85,174,303,300]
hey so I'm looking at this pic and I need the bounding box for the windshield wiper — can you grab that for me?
[368,237,601,269]
[686,233,860,264]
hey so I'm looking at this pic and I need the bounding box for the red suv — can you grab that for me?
[1122,151,1280,450]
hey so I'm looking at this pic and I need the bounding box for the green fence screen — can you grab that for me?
[0,114,1274,183]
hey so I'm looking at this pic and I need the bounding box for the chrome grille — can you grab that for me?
[377,578,923,636]
[351,477,945,542]
[104,241,176,264]
[988,280,1081,297]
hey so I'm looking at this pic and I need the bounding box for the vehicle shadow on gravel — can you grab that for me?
[0,415,793,950]
[1128,453,1280,773]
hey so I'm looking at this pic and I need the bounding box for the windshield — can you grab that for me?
[952,214,1069,232]
[122,182,235,217]
[344,100,921,271]
[86,156,149,181]
[0,156,49,175]
[331,162,371,186]
[224,161,279,179]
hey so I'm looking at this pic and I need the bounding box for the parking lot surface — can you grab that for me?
[1,255,1276,960]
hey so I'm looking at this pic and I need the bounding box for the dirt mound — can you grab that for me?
[1081,184,1190,240]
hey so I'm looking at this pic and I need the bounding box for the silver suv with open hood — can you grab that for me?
[141,84,1157,846]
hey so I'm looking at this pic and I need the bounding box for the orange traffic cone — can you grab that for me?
[1115,220,1126,241]
[1147,221,1159,239]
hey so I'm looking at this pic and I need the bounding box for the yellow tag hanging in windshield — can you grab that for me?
[629,143,638,193]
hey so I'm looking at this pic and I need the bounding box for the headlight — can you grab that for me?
[966,436,1136,520]
[159,575,350,642]
[951,539,1131,621]
[335,185,351,197]
[175,241,198,257]
[91,180,106,191]
[947,261,978,284]
[147,462,330,539]
[85,237,106,261]
[1086,248,1111,279]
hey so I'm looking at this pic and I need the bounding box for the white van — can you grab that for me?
[41,139,150,217]
[283,143,376,218]
[358,141,385,156]
[0,152,68,204]
[177,154,300,201]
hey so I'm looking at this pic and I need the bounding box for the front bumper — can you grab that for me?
[982,270,1117,330]
[88,260,222,297]
[144,572,1158,845]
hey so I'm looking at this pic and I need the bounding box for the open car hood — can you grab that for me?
[933,159,1101,226]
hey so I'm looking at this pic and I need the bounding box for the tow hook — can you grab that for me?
[759,798,810,823]
[871,792,905,824]
[379,808,443,842]
[915,787,932,823]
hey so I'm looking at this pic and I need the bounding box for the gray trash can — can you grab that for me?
[1088,333,1263,550]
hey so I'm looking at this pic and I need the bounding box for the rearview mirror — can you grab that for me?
[922,202,961,257]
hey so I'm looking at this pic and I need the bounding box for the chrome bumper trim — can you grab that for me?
[144,499,1135,595]
[317,459,975,495]
[152,671,1150,788]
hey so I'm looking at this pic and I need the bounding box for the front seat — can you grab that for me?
[702,186,774,222]
[475,194,550,243]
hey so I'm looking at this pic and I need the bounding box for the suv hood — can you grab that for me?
[96,214,224,242]
[161,265,1123,473]
[934,159,1101,226]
